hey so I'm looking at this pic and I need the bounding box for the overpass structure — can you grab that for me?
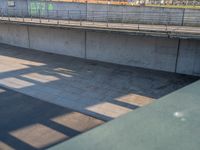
[1,16,200,39]
[0,11,200,77]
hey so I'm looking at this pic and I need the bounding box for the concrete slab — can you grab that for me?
[0,43,198,121]
[0,86,104,150]
[48,80,200,150]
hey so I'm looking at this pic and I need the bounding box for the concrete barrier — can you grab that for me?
[0,23,199,76]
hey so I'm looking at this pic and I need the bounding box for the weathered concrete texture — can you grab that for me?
[86,31,179,72]
[0,23,29,48]
[0,23,199,76]
[0,86,104,150]
[48,80,200,150]
[0,44,198,121]
[28,26,85,58]
[177,40,200,76]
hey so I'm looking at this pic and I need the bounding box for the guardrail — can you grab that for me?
[0,9,200,28]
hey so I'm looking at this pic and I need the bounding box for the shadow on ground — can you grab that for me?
[0,43,198,121]
[0,86,104,150]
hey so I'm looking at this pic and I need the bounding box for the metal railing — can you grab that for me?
[0,8,200,30]
[32,0,200,6]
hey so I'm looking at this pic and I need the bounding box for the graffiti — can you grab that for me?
[29,1,54,16]
[48,4,54,11]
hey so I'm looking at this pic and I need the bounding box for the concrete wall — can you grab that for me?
[177,40,200,76]
[28,26,85,58]
[0,23,29,48]
[86,31,178,72]
[0,23,199,76]
[0,0,199,26]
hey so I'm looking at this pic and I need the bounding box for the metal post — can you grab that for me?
[121,10,123,26]
[48,7,49,22]
[80,10,82,26]
[181,9,185,26]
[8,9,10,21]
[68,10,70,24]
[57,10,59,25]
[93,11,94,25]
[15,9,16,20]
[39,9,41,23]
[1,9,2,20]
[107,10,108,27]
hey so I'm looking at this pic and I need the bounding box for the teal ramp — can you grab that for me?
[48,80,200,150]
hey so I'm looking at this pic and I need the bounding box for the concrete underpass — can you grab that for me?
[0,1,200,149]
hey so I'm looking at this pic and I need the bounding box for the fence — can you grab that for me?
[0,8,200,26]
[41,0,200,6]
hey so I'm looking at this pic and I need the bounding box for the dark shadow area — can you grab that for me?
[0,86,104,150]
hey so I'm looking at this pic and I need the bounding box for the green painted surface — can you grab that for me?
[48,3,54,11]
[29,1,49,16]
[48,80,200,150]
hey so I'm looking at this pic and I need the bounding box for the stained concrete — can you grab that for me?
[0,86,103,150]
[0,43,198,121]
[28,26,85,58]
[177,40,200,76]
[0,22,200,76]
[86,31,179,72]
[0,23,29,48]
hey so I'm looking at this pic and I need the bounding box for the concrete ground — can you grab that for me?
[0,86,104,150]
[0,43,198,121]
[0,43,198,149]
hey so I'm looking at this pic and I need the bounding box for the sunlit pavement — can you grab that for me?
[0,86,104,150]
[0,43,198,120]
[0,43,198,149]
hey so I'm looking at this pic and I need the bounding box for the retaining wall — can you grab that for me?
[0,23,199,76]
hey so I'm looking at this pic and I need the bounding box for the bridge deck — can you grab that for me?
[1,17,200,39]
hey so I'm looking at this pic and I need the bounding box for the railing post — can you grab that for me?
[0,9,2,20]
[22,9,24,22]
[31,9,32,21]
[121,10,123,26]
[68,10,70,24]
[8,9,10,21]
[93,11,94,25]
[181,8,185,26]
[39,9,41,23]
[107,11,108,27]
[15,9,16,20]
[56,10,59,24]
[80,10,82,26]
[48,7,49,22]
